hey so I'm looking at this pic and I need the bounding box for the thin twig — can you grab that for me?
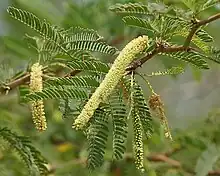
[126,45,192,72]
[0,74,30,94]
[184,13,220,47]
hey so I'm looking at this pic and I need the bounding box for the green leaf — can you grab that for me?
[109,3,149,14]
[207,47,220,64]
[0,127,48,176]
[87,107,109,170]
[161,51,209,69]
[66,41,118,55]
[181,0,220,13]
[52,60,109,74]
[109,91,128,160]
[195,144,220,176]
[132,82,153,139]
[63,26,103,43]
[7,7,62,43]
[45,76,100,89]
[202,0,220,11]
[7,6,70,57]
[122,16,156,33]
[195,29,213,43]
[124,77,153,171]
[24,87,88,101]
[59,99,78,119]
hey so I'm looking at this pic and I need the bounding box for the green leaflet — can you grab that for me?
[161,51,209,69]
[207,47,220,64]
[87,107,109,170]
[132,82,153,139]
[195,29,213,43]
[181,0,220,13]
[24,87,88,102]
[109,3,149,14]
[124,77,153,139]
[66,40,118,55]
[0,127,48,176]
[7,6,72,58]
[58,99,77,119]
[51,59,110,74]
[7,7,117,62]
[68,50,97,61]
[109,91,128,160]
[122,16,156,33]
[65,60,109,74]
[123,14,189,40]
[45,76,100,89]
[63,26,103,43]
[7,7,63,43]
[202,0,220,12]
[124,76,153,172]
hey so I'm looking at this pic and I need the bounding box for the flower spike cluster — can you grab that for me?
[30,63,47,131]
[73,35,149,130]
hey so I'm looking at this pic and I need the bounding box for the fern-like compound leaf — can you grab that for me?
[133,83,153,139]
[207,47,220,64]
[195,29,213,43]
[123,15,189,40]
[59,99,72,118]
[63,26,103,43]
[24,87,88,102]
[0,127,48,176]
[122,77,153,171]
[109,3,149,14]
[158,15,189,39]
[41,40,64,54]
[69,50,97,60]
[53,60,110,74]
[7,7,62,43]
[7,6,72,58]
[45,76,100,89]
[66,41,118,55]
[122,16,156,33]
[109,91,128,160]
[201,0,220,12]
[161,51,209,69]
[182,0,220,13]
[87,107,109,170]
[124,77,153,139]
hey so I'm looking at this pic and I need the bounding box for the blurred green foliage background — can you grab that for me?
[0,0,220,176]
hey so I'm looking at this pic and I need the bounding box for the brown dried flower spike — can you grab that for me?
[148,93,172,140]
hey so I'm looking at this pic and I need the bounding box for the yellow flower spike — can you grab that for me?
[30,63,47,131]
[73,35,149,130]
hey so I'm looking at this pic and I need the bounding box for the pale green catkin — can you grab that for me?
[73,35,149,130]
[30,63,47,131]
